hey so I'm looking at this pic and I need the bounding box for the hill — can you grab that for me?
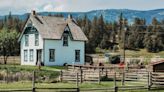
[0,9,163,24]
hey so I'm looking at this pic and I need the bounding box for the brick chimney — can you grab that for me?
[31,10,36,16]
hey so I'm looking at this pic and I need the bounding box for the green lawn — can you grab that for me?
[0,65,65,71]
[0,81,135,89]
[0,82,163,92]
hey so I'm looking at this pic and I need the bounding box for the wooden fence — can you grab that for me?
[149,72,164,89]
[61,65,148,83]
[0,69,164,92]
[60,65,164,91]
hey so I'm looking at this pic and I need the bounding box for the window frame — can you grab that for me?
[29,49,33,61]
[63,34,68,46]
[24,50,28,62]
[25,34,29,46]
[75,50,80,62]
[49,49,55,62]
[35,34,39,46]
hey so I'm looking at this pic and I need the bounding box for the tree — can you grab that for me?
[0,29,19,64]
[152,17,158,25]
[99,34,109,49]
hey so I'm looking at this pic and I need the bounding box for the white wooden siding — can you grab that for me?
[21,33,43,65]
[44,35,85,66]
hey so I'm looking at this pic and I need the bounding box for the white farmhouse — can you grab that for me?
[18,11,88,66]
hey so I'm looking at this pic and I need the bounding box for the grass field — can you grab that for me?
[0,82,117,89]
[123,49,164,58]
[0,82,163,92]
[0,65,163,92]
[96,48,164,58]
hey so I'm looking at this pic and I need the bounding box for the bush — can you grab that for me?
[100,76,113,81]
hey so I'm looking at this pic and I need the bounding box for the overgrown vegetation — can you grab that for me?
[0,65,61,83]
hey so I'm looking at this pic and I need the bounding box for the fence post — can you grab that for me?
[122,70,125,86]
[98,67,101,84]
[148,72,152,90]
[114,72,118,92]
[60,70,63,82]
[80,68,83,83]
[76,73,79,88]
[147,71,149,90]
[32,71,36,92]
[77,88,80,92]
[105,68,108,77]
[6,68,9,84]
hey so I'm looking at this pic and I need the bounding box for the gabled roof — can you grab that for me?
[151,60,164,66]
[18,12,88,42]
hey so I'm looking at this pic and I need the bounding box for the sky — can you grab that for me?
[0,0,164,15]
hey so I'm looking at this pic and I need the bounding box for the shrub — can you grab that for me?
[100,76,113,81]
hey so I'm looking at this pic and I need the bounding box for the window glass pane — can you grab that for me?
[30,49,33,61]
[25,35,29,46]
[24,50,28,61]
[75,50,80,62]
[49,49,55,62]
[35,34,39,46]
[63,34,68,46]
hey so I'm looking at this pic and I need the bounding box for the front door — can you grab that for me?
[36,49,42,65]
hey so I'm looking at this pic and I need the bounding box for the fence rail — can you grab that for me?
[0,66,164,92]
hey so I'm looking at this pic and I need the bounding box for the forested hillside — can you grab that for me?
[0,11,163,58]
[77,13,164,53]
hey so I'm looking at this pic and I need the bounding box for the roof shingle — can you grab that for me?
[29,14,88,41]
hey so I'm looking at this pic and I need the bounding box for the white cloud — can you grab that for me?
[43,4,54,11]
[43,4,64,12]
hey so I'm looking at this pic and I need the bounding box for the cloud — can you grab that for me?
[43,4,54,11]
[43,4,64,12]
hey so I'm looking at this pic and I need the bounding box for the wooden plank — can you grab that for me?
[152,82,164,85]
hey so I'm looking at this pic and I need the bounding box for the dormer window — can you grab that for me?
[63,34,68,46]
[25,35,29,46]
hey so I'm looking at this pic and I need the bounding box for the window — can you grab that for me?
[75,50,80,62]
[49,49,55,62]
[29,49,33,61]
[24,50,28,62]
[63,34,68,46]
[25,35,29,46]
[35,34,39,46]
